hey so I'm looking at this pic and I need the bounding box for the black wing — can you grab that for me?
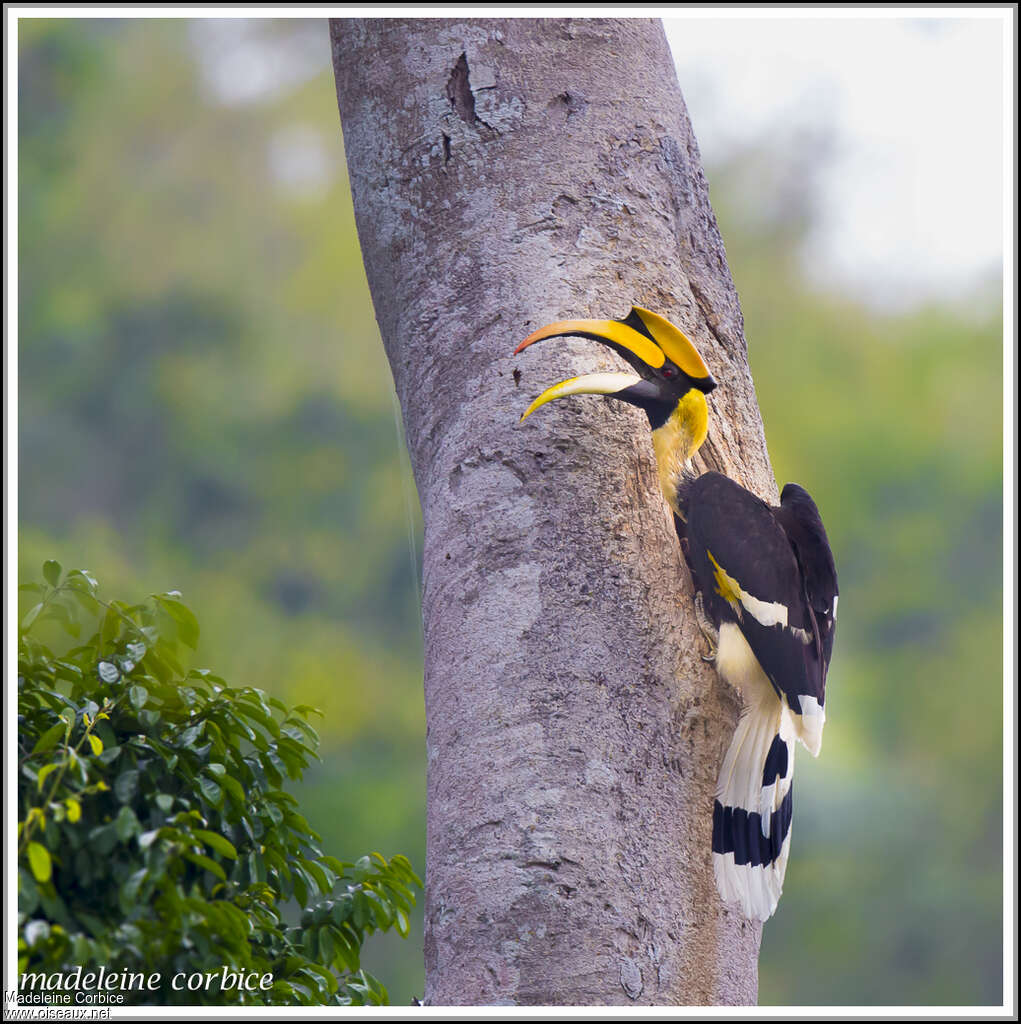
[677,472,826,716]
[774,482,839,675]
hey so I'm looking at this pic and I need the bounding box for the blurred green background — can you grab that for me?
[17,18,1003,1006]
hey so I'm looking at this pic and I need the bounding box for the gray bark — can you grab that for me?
[331,17,775,1006]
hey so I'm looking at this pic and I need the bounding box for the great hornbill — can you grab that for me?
[514,306,838,921]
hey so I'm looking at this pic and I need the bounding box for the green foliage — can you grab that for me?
[17,562,422,1006]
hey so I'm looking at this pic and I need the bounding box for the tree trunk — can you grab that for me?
[331,17,774,1006]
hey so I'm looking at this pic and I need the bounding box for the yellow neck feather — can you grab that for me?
[651,390,708,514]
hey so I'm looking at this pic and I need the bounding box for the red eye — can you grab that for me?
[662,365,678,380]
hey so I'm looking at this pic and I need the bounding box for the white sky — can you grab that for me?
[665,15,1006,310]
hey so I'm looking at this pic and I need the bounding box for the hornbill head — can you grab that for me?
[514,306,716,431]
[514,307,717,500]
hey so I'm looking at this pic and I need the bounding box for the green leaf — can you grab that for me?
[31,721,67,755]
[390,854,423,887]
[141,648,175,684]
[36,762,60,792]
[220,774,245,806]
[97,744,122,765]
[27,842,52,883]
[197,776,223,807]
[178,724,203,747]
[195,829,237,860]
[87,822,116,857]
[330,927,357,971]
[114,769,140,803]
[18,867,40,916]
[234,700,280,737]
[121,867,148,907]
[43,560,62,587]
[365,889,393,928]
[157,595,200,650]
[125,641,147,662]
[352,891,368,928]
[317,925,335,963]
[99,606,122,648]
[96,661,120,684]
[53,660,83,682]
[65,569,98,595]
[20,603,44,633]
[115,806,139,841]
[87,734,104,756]
[247,850,266,884]
[302,858,332,896]
[65,798,82,823]
[285,716,321,747]
[129,685,149,711]
[182,850,226,881]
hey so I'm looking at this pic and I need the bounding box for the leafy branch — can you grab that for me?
[17,562,422,1006]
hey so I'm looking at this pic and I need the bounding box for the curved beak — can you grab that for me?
[515,307,716,390]
[518,371,644,422]
[514,307,717,423]
[515,317,669,372]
